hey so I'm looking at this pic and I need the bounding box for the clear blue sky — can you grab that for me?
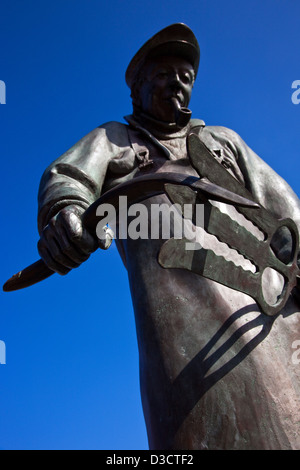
[0,0,299,450]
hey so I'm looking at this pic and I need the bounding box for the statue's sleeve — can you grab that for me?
[218,126,300,266]
[37,122,128,234]
[209,126,300,229]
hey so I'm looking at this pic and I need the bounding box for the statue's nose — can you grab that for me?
[169,72,181,88]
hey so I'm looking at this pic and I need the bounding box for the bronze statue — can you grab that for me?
[4,24,300,449]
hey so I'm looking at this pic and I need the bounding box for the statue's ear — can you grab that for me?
[130,66,149,110]
[130,83,141,110]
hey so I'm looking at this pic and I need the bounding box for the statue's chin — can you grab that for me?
[137,110,191,133]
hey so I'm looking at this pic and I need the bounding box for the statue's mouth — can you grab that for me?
[169,93,184,105]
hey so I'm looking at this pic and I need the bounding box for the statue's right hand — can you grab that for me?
[37,205,98,275]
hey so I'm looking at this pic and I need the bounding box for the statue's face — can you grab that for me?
[138,55,195,123]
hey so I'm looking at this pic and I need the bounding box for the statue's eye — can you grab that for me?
[180,73,193,85]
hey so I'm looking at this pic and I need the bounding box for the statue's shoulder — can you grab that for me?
[207,125,242,140]
[73,120,130,152]
[93,120,129,139]
[191,122,246,155]
[98,120,128,131]
[192,122,242,144]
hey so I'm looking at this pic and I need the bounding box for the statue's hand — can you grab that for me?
[37,205,98,275]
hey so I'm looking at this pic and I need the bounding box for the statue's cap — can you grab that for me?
[125,23,200,88]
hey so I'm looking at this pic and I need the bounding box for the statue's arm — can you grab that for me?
[203,125,300,265]
[203,125,300,223]
[37,121,128,274]
[229,127,300,272]
[236,133,300,226]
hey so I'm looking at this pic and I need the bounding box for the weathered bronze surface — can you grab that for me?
[4,24,300,449]
[159,133,300,316]
[3,171,259,291]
